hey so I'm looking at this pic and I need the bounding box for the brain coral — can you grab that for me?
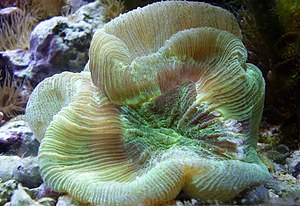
[25,1,271,205]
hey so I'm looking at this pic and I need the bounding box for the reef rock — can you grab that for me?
[29,183,60,200]
[0,117,39,157]
[9,184,42,206]
[27,0,105,85]
[0,1,105,86]
[0,49,31,73]
[286,150,300,178]
[0,179,18,205]
[0,156,42,188]
[56,195,83,206]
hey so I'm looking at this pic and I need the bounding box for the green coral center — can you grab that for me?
[121,82,241,167]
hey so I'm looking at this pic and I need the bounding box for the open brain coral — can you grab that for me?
[25,1,271,205]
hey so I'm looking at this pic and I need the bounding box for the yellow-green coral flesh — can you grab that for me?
[25,1,272,206]
[33,67,270,205]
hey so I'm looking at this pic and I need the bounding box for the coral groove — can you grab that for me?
[26,1,271,205]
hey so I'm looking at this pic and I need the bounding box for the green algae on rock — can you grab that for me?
[25,1,271,205]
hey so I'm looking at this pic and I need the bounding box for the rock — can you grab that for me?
[0,1,105,87]
[2,184,57,206]
[266,172,300,199]
[37,197,56,206]
[171,199,198,206]
[0,117,39,157]
[234,185,269,204]
[276,144,290,154]
[15,1,105,86]
[12,156,42,188]
[66,0,92,12]
[56,195,82,206]
[286,150,300,178]
[70,0,104,29]
[265,189,300,205]
[27,183,60,200]
[0,156,21,182]
[0,179,18,205]
[265,144,291,164]
[0,156,42,188]
[0,112,3,128]
[0,49,32,73]
[9,184,42,206]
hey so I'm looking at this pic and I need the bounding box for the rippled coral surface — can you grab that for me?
[25,1,272,205]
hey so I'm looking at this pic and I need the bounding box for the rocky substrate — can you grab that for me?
[0,0,105,87]
[0,116,299,206]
